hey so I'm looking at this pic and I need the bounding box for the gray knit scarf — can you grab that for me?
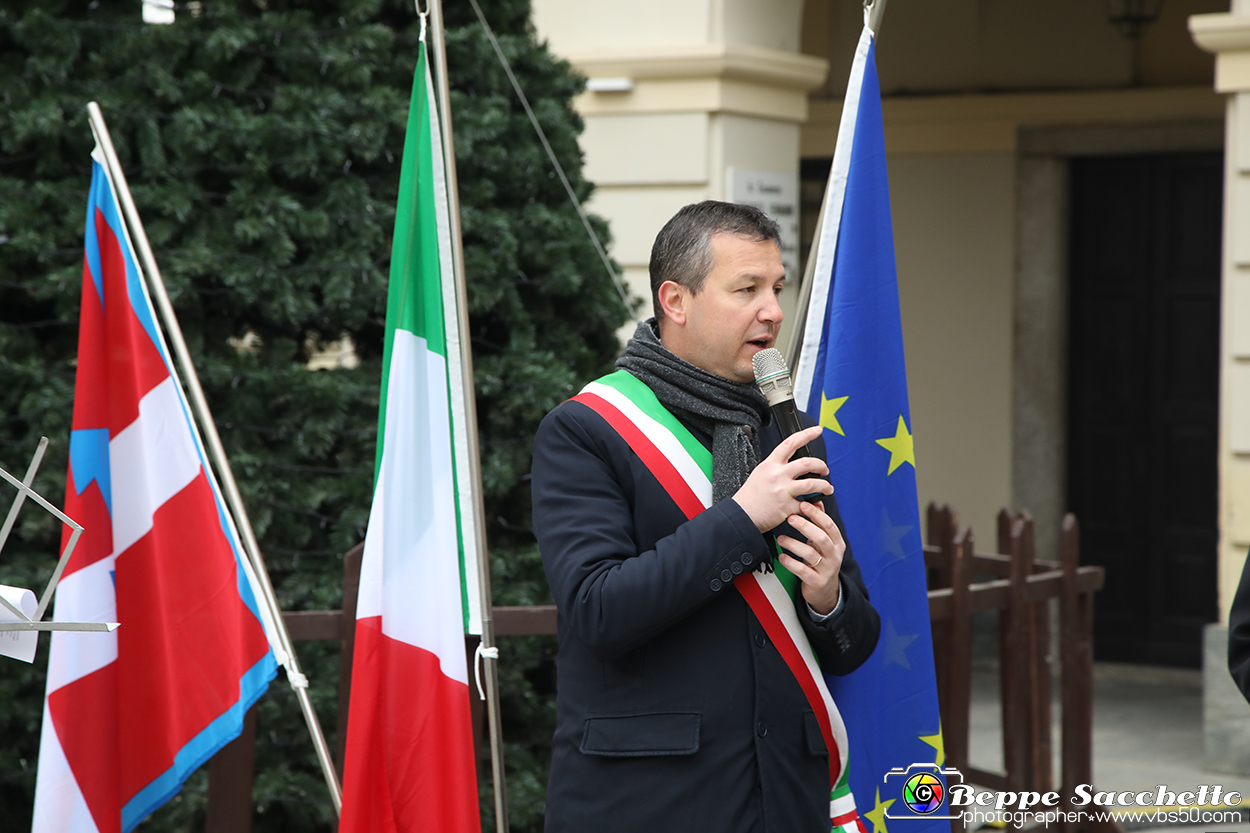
[616,319,770,504]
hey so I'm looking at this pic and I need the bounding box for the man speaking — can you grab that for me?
[532,201,880,833]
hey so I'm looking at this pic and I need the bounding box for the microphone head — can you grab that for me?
[752,348,788,384]
[752,348,794,406]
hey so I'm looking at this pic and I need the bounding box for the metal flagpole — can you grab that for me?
[85,102,344,815]
[426,1,510,829]
[786,0,888,372]
[784,196,827,370]
[868,0,888,35]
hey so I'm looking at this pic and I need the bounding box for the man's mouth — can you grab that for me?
[746,336,774,350]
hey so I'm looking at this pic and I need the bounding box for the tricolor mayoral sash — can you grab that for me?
[572,370,864,833]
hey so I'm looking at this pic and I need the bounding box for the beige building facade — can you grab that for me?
[532,0,825,330]
[532,0,1236,685]
[1195,1,1250,639]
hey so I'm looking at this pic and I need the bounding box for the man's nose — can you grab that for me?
[759,290,783,324]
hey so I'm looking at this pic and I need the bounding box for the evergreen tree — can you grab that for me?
[0,0,632,829]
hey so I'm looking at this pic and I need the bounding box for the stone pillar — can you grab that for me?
[531,0,828,340]
[1191,6,1250,775]
[1012,157,1068,564]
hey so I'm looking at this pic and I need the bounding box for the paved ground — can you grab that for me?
[966,662,1250,831]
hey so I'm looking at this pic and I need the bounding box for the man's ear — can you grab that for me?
[657,280,687,327]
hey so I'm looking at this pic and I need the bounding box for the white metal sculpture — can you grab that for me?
[0,437,118,662]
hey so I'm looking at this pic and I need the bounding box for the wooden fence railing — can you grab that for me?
[206,503,1115,833]
[924,504,1116,832]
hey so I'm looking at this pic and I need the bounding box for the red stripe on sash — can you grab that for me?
[572,392,706,520]
[831,809,859,827]
[737,576,842,787]
[574,386,844,789]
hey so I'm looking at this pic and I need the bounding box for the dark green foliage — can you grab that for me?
[0,0,632,829]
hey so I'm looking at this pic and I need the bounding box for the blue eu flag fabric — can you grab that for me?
[793,30,947,833]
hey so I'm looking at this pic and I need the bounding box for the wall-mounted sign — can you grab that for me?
[727,167,800,280]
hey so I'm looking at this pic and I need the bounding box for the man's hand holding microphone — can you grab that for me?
[731,349,844,616]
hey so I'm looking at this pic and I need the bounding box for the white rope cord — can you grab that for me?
[474,642,500,701]
[465,0,638,322]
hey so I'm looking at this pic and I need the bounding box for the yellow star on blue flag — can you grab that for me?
[820,393,849,436]
[919,728,945,766]
[875,416,914,475]
[864,788,895,833]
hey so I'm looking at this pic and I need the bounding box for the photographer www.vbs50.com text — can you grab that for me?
[948,783,1244,829]
[949,783,1240,811]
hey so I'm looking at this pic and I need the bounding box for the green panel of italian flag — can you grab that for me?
[338,36,483,833]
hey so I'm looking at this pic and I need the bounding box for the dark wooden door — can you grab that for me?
[1067,152,1222,667]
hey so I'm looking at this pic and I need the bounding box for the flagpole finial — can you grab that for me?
[864,0,887,36]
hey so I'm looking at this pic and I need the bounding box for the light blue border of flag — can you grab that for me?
[120,654,278,832]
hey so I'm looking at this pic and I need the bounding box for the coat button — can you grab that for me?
[741,553,753,565]
[721,569,733,582]
[754,632,766,648]
[710,578,722,592]
[756,721,768,738]
[730,561,743,575]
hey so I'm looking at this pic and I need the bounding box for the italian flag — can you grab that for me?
[338,34,483,833]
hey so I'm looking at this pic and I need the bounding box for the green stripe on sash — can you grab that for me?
[594,371,712,477]
[772,546,799,598]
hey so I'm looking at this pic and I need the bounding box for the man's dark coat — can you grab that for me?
[532,392,881,833]
[1229,554,1250,700]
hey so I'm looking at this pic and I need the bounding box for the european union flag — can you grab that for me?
[792,26,947,833]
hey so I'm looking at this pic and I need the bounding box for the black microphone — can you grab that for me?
[752,348,825,504]
[752,347,814,458]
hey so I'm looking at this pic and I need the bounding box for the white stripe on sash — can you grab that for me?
[582,381,713,507]
[746,568,849,776]
[831,792,858,818]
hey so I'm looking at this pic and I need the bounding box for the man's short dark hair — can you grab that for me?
[648,200,783,319]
